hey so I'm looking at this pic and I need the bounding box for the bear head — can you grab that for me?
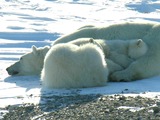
[6,45,50,76]
[128,39,148,59]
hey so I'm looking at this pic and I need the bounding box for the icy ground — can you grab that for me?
[1,0,160,117]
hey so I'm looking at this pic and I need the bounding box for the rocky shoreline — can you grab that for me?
[2,94,160,120]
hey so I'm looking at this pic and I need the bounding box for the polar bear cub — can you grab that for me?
[41,43,108,89]
[128,39,148,59]
[6,45,50,76]
[105,39,148,68]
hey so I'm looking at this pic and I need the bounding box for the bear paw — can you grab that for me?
[110,70,132,82]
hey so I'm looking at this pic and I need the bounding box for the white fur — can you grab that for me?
[41,43,108,88]
[128,39,148,59]
[52,23,154,45]
[106,39,148,68]
[69,38,148,73]
[6,46,50,76]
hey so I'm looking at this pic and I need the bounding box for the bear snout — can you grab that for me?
[6,67,19,75]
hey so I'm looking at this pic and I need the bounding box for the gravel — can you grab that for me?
[2,94,160,120]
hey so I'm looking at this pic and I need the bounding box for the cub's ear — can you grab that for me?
[32,45,38,55]
[89,38,94,43]
[136,39,143,47]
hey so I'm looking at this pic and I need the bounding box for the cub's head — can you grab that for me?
[128,39,148,59]
[6,45,50,76]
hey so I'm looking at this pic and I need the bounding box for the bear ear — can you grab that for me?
[89,38,94,43]
[136,39,143,47]
[42,46,50,56]
[32,45,38,55]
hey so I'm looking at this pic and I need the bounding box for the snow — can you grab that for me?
[1,0,160,115]
[117,106,145,112]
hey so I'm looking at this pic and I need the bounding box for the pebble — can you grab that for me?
[2,95,160,120]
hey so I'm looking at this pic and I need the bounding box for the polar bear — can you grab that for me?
[6,46,50,76]
[52,22,160,81]
[102,39,148,68]
[106,39,148,81]
[41,43,108,88]
[69,38,148,74]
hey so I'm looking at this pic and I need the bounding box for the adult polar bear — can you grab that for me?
[52,22,160,81]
